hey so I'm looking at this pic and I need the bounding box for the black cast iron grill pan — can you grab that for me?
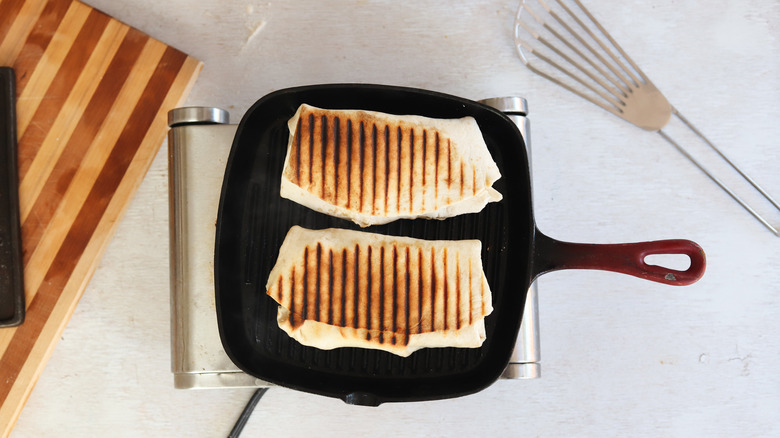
[215,84,705,406]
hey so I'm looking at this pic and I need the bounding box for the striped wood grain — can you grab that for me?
[0,0,202,435]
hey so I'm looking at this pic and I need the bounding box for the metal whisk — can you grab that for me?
[514,0,779,236]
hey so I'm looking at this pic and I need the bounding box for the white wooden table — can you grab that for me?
[11,1,780,436]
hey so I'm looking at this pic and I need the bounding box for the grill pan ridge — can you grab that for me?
[215,84,533,405]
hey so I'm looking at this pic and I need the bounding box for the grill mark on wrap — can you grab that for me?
[460,162,465,199]
[302,247,309,321]
[396,126,402,215]
[456,253,461,330]
[340,249,347,328]
[268,235,491,348]
[351,245,359,329]
[308,113,314,191]
[294,117,302,185]
[443,248,448,331]
[366,245,373,340]
[434,132,440,210]
[327,249,335,325]
[277,275,284,313]
[372,124,379,214]
[288,107,497,222]
[315,243,322,322]
[384,126,390,215]
[472,167,477,196]
[404,247,411,344]
[415,247,423,335]
[377,247,385,343]
[345,119,353,210]
[308,244,318,323]
[429,247,436,333]
[421,131,427,210]
[333,117,341,206]
[358,121,366,213]
[274,274,284,302]
[409,129,414,213]
[320,115,329,201]
[289,266,297,328]
[389,246,396,345]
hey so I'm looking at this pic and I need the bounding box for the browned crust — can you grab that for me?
[268,237,490,348]
[284,106,482,218]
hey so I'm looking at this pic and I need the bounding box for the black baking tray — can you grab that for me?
[1,67,25,328]
[215,84,532,405]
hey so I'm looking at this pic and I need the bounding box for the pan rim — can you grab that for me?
[215,83,534,405]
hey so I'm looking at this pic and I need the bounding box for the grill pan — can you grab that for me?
[215,84,705,406]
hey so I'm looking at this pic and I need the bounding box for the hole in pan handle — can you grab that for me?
[531,231,706,286]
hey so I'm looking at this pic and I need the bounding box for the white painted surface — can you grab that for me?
[10,0,780,436]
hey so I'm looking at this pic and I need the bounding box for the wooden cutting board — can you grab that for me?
[0,0,201,435]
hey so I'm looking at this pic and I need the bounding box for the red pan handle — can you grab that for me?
[532,231,706,286]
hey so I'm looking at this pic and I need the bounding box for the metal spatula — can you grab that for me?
[514,0,779,236]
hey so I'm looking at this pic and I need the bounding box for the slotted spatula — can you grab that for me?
[514,0,779,236]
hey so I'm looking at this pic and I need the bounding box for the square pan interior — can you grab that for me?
[215,84,534,405]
